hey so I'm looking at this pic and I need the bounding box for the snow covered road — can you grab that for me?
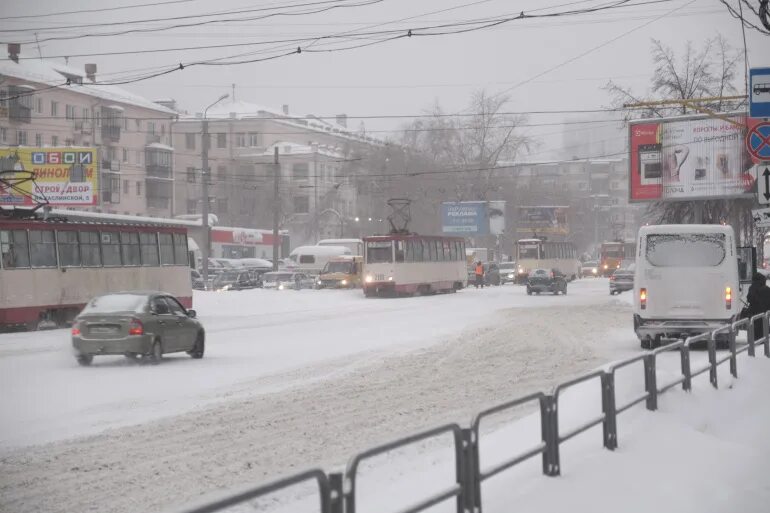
[1,279,642,513]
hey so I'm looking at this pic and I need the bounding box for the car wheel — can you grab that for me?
[189,332,205,359]
[147,339,163,365]
[76,354,93,366]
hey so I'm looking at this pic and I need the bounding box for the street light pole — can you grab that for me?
[272,146,280,271]
[200,93,229,285]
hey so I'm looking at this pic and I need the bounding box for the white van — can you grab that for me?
[317,238,363,256]
[288,245,352,274]
[633,224,740,348]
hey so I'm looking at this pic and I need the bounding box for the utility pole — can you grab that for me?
[314,144,319,242]
[272,146,280,271]
[201,117,210,284]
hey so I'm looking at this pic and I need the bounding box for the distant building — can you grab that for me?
[0,44,178,217]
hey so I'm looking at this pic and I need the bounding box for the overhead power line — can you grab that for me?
[0,0,199,21]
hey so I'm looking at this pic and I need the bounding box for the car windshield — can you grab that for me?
[532,269,549,276]
[323,261,354,274]
[264,272,293,282]
[646,233,726,267]
[518,244,540,259]
[499,263,517,270]
[213,271,240,284]
[366,241,393,263]
[584,261,598,267]
[80,294,146,314]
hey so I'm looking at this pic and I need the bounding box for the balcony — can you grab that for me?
[146,179,172,210]
[5,85,34,124]
[101,124,121,143]
[146,147,173,179]
[74,120,93,134]
[100,105,123,143]
[146,133,162,144]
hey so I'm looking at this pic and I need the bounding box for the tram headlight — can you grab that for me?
[603,264,609,270]
[592,268,597,275]
[278,284,284,290]
[365,275,374,283]
[388,276,393,281]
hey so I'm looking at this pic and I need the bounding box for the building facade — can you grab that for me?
[0,46,177,217]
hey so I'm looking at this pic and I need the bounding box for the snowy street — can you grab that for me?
[1,278,641,513]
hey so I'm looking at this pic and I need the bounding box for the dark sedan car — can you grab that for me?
[212,270,261,291]
[526,268,568,295]
[609,266,634,295]
[71,292,204,366]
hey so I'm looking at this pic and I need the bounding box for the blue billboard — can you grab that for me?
[441,201,489,235]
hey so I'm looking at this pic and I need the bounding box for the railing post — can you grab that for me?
[708,332,719,389]
[748,319,756,357]
[644,354,658,411]
[540,394,560,477]
[764,313,770,358]
[600,372,617,450]
[729,326,738,378]
[329,473,344,513]
[460,428,476,513]
[680,342,692,392]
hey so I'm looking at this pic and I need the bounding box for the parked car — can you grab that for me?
[262,271,316,290]
[212,270,261,291]
[191,269,205,290]
[609,265,634,295]
[580,260,599,278]
[526,268,568,295]
[499,262,518,284]
[71,292,204,366]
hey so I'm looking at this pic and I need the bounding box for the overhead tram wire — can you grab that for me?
[0,0,199,20]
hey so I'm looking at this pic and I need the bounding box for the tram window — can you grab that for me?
[57,231,81,267]
[395,241,405,263]
[0,230,30,268]
[405,240,414,262]
[443,241,451,261]
[159,233,175,265]
[413,240,423,262]
[29,230,57,268]
[422,240,430,262]
[120,232,141,266]
[140,232,159,266]
[101,232,122,266]
[173,234,188,265]
[80,231,101,266]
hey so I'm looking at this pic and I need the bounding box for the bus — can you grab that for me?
[599,240,636,276]
[0,212,192,331]
[363,234,467,297]
[515,239,580,283]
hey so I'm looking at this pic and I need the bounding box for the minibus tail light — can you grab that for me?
[640,288,647,310]
[725,287,732,310]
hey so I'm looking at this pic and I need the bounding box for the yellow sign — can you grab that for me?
[0,147,98,206]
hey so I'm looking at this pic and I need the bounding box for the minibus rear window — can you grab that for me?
[646,233,726,267]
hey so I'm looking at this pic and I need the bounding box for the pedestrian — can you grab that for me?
[474,261,485,289]
[746,272,770,341]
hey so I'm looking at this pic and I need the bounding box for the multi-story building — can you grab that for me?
[173,99,382,247]
[0,45,177,217]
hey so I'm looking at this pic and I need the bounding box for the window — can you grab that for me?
[65,138,74,146]
[122,148,128,162]
[148,122,155,135]
[159,233,175,265]
[293,163,309,180]
[65,104,76,120]
[236,133,246,147]
[120,232,141,266]
[82,107,89,120]
[186,199,197,214]
[57,231,81,267]
[151,296,171,315]
[80,231,101,266]
[16,131,27,145]
[405,240,414,262]
[646,233,726,267]
[139,232,159,266]
[101,232,121,266]
[299,255,315,264]
[187,166,197,183]
[611,181,620,190]
[293,196,309,214]
[36,98,43,114]
[578,182,588,191]
[185,133,196,150]
[29,230,57,268]
[173,233,188,265]
[366,241,392,263]
[50,101,58,116]
[123,179,129,192]
[0,230,30,268]
[217,198,228,213]
[135,119,141,131]
[217,133,227,148]
[51,135,58,146]
[248,132,258,147]
[136,182,142,196]
[165,296,187,316]
[0,127,6,143]
[35,133,42,146]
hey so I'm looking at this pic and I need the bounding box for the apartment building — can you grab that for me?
[0,45,177,217]
[173,99,382,247]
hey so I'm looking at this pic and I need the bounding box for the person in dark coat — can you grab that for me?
[746,273,770,340]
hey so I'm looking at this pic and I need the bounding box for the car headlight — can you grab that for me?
[365,275,373,283]
[508,273,514,278]
[592,268,597,274]
[603,264,608,270]
[388,276,393,281]
[341,279,348,286]
[518,268,525,273]
[317,280,322,285]
[278,284,284,290]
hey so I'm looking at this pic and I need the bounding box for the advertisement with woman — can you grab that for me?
[629,113,761,202]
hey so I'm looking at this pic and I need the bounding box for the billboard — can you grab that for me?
[516,206,568,235]
[440,201,506,235]
[0,147,98,206]
[629,114,761,202]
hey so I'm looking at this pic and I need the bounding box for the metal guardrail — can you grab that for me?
[171,312,770,513]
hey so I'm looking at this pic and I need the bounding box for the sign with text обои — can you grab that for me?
[441,201,489,235]
[0,147,98,206]
[628,113,762,202]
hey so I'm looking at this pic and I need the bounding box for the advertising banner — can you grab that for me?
[629,114,761,202]
[516,206,568,235]
[441,201,489,234]
[0,147,98,206]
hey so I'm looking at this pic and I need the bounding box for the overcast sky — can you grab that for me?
[1,0,767,158]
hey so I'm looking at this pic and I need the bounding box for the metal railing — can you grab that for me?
[171,312,770,513]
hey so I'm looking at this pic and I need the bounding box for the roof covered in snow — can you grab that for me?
[241,141,346,159]
[0,58,177,115]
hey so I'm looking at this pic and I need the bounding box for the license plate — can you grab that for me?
[90,326,118,334]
